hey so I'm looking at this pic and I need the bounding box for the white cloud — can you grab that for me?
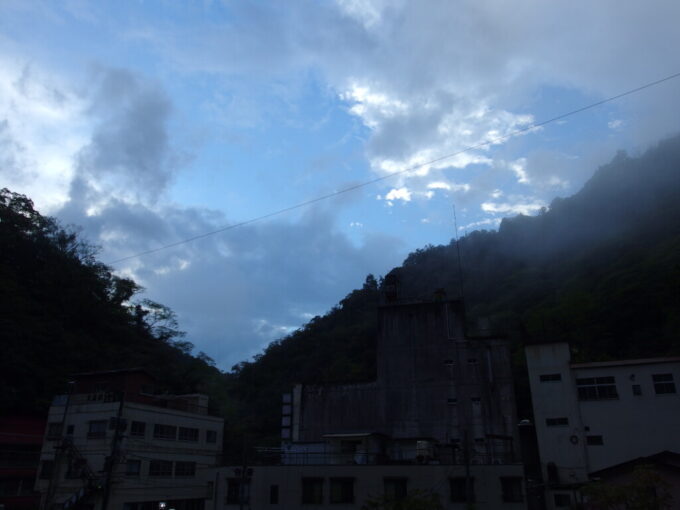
[608,119,624,130]
[460,217,502,231]
[481,197,546,215]
[384,187,412,202]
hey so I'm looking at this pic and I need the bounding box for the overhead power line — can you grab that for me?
[107,70,680,265]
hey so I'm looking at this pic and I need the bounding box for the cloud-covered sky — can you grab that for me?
[2,0,680,368]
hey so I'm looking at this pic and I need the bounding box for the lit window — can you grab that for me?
[576,376,618,400]
[653,374,676,394]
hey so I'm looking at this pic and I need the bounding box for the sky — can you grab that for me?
[2,1,680,369]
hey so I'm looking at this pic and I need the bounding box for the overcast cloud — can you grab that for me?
[2,1,680,367]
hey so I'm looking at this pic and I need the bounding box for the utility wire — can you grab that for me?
[107,70,680,265]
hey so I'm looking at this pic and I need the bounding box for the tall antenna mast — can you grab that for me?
[452,204,465,302]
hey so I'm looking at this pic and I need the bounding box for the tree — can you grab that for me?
[581,465,674,509]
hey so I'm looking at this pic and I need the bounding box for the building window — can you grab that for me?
[66,425,75,435]
[447,398,458,405]
[384,478,408,501]
[554,493,571,507]
[500,477,523,502]
[302,478,324,504]
[450,477,474,503]
[586,435,604,445]
[206,430,217,443]
[539,373,562,382]
[175,461,196,477]
[652,374,676,394]
[576,376,618,400]
[46,422,62,440]
[545,417,569,427]
[330,478,354,504]
[178,427,199,442]
[130,421,146,437]
[125,460,141,477]
[467,358,478,365]
[87,420,107,439]
[39,460,55,479]
[148,460,173,477]
[632,384,642,396]
[153,424,177,440]
[270,484,279,504]
[226,479,249,505]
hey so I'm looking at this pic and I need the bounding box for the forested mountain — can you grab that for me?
[226,135,680,449]
[3,134,680,456]
[0,189,227,415]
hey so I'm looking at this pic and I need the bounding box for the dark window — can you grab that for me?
[175,461,196,477]
[46,422,63,440]
[148,460,173,477]
[501,477,523,502]
[302,478,323,504]
[384,478,408,501]
[178,427,199,442]
[576,376,618,400]
[330,478,354,504]
[450,477,474,502]
[66,425,74,435]
[444,359,455,366]
[545,417,569,427]
[447,398,458,405]
[632,384,642,396]
[130,421,146,437]
[269,484,279,504]
[467,358,478,365]
[206,430,217,443]
[586,435,604,445]
[39,460,55,479]
[125,460,141,476]
[65,457,85,478]
[540,373,562,382]
[653,374,676,394]
[87,420,107,439]
[226,478,250,505]
[554,493,571,507]
[153,424,177,440]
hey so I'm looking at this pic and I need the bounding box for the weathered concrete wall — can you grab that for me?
[296,300,519,457]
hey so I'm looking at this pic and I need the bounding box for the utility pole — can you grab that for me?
[101,391,125,510]
[43,382,75,510]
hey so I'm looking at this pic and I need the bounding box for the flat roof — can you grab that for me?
[571,357,680,369]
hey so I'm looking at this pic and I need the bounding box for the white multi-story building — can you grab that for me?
[525,341,680,509]
[36,369,224,510]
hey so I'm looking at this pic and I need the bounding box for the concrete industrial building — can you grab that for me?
[222,297,526,509]
[525,341,680,509]
[36,369,223,510]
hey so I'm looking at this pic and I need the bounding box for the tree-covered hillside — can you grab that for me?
[0,189,227,415]
[3,134,680,457]
[226,135,680,450]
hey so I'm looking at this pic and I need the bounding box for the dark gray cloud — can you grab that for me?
[55,66,405,369]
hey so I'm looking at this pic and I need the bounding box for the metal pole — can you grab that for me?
[101,391,125,510]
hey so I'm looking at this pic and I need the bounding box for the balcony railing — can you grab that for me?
[246,448,519,466]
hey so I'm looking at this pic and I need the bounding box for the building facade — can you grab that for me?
[525,341,680,509]
[0,416,44,510]
[222,298,526,509]
[36,369,223,510]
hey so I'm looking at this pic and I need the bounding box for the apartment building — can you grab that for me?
[525,341,680,509]
[36,369,224,510]
[221,297,526,509]
[0,416,44,510]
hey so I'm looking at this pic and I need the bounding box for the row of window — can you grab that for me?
[47,420,218,443]
[539,373,677,399]
[225,476,523,505]
[126,459,197,478]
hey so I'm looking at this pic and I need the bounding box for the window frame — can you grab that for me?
[576,376,619,401]
[153,424,177,440]
[174,461,196,477]
[500,476,524,503]
[301,477,324,505]
[130,421,146,438]
[148,460,173,477]
[125,459,141,477]
[329,477,354,504]
[178,427,199,442]
[206,430,218,443]
[652,373,677,394]
[87,420,107,439]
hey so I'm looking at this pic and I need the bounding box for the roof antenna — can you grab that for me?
[452,204,468,332]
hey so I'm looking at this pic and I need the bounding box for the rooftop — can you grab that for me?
[571,356,680,369]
